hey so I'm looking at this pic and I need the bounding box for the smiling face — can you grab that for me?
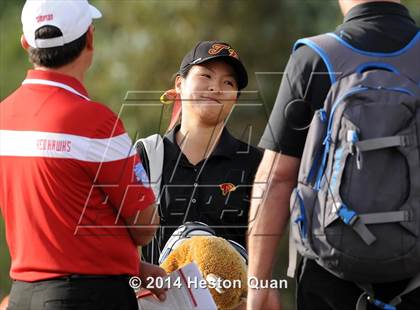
[175,59,239,127]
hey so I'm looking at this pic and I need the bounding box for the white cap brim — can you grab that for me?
[89,4,102,19]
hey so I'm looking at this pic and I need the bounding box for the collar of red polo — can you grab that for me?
[24,69,89,99]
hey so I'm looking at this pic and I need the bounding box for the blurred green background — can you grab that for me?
[1,0,419,307]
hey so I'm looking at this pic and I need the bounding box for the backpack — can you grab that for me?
[287,31,420,310]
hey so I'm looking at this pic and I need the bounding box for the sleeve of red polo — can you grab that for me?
[84,114,155,219]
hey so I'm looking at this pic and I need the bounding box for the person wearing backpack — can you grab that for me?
[137,41,262,265]
[247,1,420,309]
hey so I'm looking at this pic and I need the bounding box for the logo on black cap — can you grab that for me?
[208,43,239,60]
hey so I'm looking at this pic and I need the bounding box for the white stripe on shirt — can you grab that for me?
[0,130,136,162]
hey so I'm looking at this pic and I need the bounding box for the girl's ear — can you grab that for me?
[175,75,183,93]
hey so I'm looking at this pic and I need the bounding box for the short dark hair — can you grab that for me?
[28,26,87,68]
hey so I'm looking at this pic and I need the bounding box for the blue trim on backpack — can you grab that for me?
[337,204,357,226]
[314,85,414,190]
[349,131,359,143]
[327,31,420,57]
[356,62,400,75]
[294,190,307,238]
[330,147,344,190]
[319,109,327,122]
[307,109,327,185]
[384,87,414,96]
[314,86,369,191]
[293,39,337,84]
[307,150,321,185]
[370,298,396,310]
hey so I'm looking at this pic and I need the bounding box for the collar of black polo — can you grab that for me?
[164,124,238,162]
[343,1,412,24]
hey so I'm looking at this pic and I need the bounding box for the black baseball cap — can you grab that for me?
[179,41,248,90]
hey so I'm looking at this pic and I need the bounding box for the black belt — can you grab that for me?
[57,274,130,281]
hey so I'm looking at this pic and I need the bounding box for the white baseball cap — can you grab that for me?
[22,0,102,48]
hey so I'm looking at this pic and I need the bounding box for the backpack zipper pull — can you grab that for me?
[346,130,359,156]
[356,147,363,170]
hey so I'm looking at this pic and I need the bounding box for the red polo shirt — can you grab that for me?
[0,70,155,281]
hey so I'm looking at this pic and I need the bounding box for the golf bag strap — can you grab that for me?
[135,134,164,202]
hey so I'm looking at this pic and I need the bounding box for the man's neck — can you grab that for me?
[34,63,85,83]
[340,0,401,16]
[176,121,225,165]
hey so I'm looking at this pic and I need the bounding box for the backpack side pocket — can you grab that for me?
[290,184,318,259]
[299,109,328,188]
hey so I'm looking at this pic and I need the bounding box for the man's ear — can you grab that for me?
[20,35,30,51]
[86,25,94,51]
[175,75,183,93]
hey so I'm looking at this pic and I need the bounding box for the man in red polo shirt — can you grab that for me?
[0,0,166,308]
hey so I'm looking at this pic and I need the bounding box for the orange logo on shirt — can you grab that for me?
[219,183,237,196]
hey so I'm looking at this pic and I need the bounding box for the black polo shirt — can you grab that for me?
[142,125,262,264]
[259,1,419,158]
